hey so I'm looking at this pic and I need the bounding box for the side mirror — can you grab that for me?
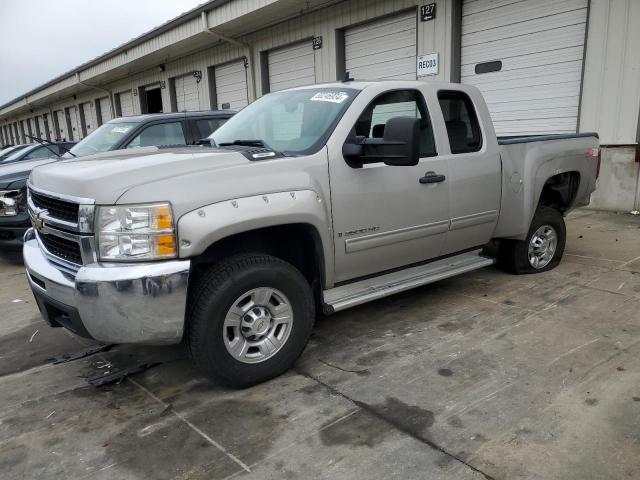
[342,117,420,167]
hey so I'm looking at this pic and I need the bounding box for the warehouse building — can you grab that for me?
[0,0,638,211]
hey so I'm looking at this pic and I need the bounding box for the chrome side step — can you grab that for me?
[323,250,495,313]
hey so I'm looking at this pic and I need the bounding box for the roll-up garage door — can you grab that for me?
[268,41,315,92]
[81,102,95,135]
[174,74,200,111]
[42,114,52,140]
[37,116,46,139]
[461,0,588,136]
[99,97,113,124]
[117,91,135,117]
[345,11,417,81]
[214,59,249,110]
[67,106,81,140]
[55,111,66,140]
[29,117,38,138]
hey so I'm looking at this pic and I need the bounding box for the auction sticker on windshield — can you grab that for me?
[112,126,132,134]
[310,92,349,103]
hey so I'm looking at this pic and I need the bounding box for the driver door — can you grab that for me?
[329,89,449,283]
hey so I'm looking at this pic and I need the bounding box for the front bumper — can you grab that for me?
[23,237,190,345]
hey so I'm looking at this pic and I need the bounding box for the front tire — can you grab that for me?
[187,254,315,388]
[497,205,566,274]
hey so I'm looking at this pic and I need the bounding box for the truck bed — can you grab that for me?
[493,132,600,241]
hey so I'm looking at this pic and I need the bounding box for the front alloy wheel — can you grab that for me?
[223,287,293,363]
[187,253,315,387]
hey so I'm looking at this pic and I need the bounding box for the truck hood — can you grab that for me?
[29,147,250,204]
[0,158,58,189]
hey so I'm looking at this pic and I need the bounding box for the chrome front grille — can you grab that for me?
[30,190,79,223]
[38,232,83,264]
[27,184,96,270]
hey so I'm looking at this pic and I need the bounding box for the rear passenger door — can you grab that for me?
[436,90,501,255]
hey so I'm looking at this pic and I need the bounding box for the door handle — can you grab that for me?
[419,172,446,184]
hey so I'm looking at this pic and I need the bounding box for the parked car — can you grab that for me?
[0,157,61,247]
[0,144,29,161]
[1,142,76,165]
[0,111,233,249]
[24,80,599,387]
[64,110,235,158]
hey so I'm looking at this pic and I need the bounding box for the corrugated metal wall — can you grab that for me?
[579,0,640,212]
[579,0,640,145]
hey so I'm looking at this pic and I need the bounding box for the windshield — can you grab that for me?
[66,122,139,157]
[209,88,358,155]
[2,145,35,163]
[0,145,27,160]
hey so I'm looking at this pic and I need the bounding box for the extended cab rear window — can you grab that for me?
[438,91,482,154]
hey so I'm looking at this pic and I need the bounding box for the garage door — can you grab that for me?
[67,106,81,140]
[42,114,52,140]
[345,11,417,81]
[54,111,65,140]
[37,116,46,139]
[99,97,113,124]
[461,0,588,136]
[81,102,95,135]
[214,59,249,110]
[118,91,135,117]
[268,41,315,92]
[174,74,200,111]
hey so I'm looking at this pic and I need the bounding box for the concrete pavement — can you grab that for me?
[1,209,639,479]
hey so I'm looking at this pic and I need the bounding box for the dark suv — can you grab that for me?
[65,110,234,157]
[0,111,234,249]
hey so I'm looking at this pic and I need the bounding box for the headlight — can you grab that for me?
[0,190,21,216]
[96,202,177,261]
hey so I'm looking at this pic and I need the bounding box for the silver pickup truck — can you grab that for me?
[23,80,600,387]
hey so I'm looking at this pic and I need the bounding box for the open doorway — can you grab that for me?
[142,84,163,113]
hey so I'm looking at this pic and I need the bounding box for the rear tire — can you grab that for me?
[187,253,315,388]
[497,205,566,275]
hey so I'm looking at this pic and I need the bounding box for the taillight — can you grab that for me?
[588,147,602,178]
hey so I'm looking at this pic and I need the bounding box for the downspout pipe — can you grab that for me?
[75,72,116,118]
[201,11,257,101]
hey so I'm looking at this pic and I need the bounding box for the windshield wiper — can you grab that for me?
[26,134,77,158]
[218,139,267,148]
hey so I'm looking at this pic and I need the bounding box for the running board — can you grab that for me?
[323,250,495,313]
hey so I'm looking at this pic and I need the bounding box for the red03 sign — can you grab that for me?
[417,53,438,76]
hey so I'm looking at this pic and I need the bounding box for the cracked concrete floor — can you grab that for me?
[1,209,639,480]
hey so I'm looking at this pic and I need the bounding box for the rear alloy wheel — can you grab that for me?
[497,205,566,274]
[187,254,315,387]
[527,225,558,269]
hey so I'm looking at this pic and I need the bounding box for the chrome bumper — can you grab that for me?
[23,237,190,345]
